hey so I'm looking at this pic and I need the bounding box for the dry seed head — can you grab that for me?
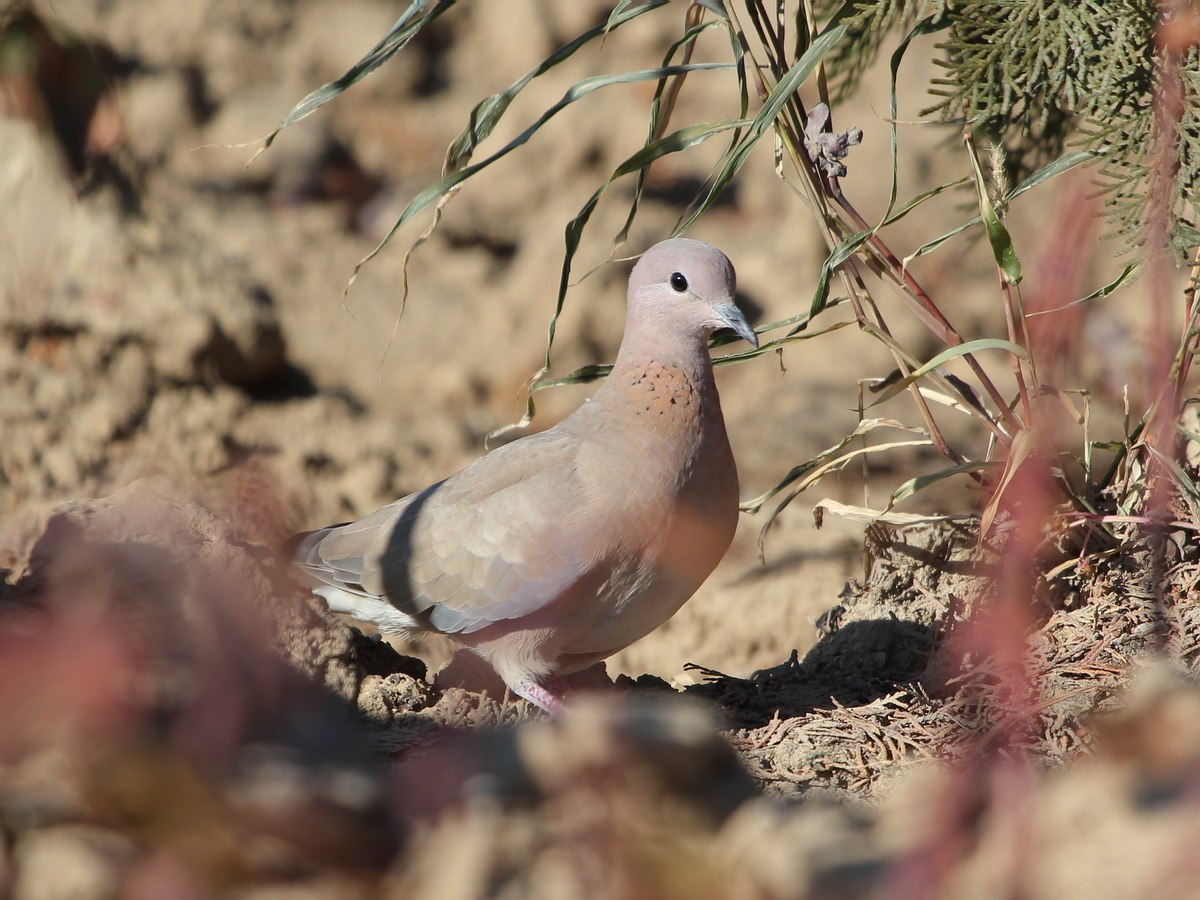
[989,143,1010,206]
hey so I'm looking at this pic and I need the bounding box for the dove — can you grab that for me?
[294,238,757,714]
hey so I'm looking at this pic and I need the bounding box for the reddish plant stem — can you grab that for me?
[831,188,1024,437]
[780,121,971,464]
[746,7,984,466]
[1141,30,1189,652]
[751,2,1015,443]
[844,258,968,466]
[772,105,1010,450]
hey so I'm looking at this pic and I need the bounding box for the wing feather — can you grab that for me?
[297,429,607,635]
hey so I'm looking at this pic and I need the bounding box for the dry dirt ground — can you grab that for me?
[2,1,1200,898]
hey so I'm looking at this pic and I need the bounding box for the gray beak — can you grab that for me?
[712,303,759,349]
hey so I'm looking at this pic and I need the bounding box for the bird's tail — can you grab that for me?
[289,523,421,634]
[289,525,346,574]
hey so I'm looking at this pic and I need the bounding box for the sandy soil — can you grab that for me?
[2,1,1199,898]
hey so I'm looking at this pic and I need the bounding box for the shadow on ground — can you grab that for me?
[684,616,941,728]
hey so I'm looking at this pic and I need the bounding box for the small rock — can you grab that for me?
[357,672,434,721]
[13,826,135,900]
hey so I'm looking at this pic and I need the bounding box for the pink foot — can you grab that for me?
[514,679,565,716]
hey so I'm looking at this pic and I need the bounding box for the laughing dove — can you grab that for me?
[295,238,756,714]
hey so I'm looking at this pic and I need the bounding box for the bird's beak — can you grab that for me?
[712,303,759,350]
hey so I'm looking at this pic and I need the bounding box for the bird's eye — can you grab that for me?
[669,272,689,292]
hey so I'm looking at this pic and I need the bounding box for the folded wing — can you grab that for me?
[295,430,597,635]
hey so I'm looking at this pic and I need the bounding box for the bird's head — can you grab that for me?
[626,238,758,350]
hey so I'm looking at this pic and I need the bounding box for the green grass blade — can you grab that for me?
[902,149,1101,268]
[534,316,848,390]
[967,141,1022,284]
[901,217,982,268]
[710,308,821,347]
[605,0,724,32]
[605,0,646,32]
[448,0,669,173]
[694,0,730,18]
[1026,263,1140,317]
[673,22,848,235]
[353,62,735,286]
[1006,150,1099,199]
[881,176,971,227]
[714,319,852,365]
[533,364,614,390]
[866,338,1030,408]
[614,17,735,247]
[262,0,456,149]
[883,15,951,223]
[807,228,871,321]
[887,460,998,509]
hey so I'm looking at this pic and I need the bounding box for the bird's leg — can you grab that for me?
[514,679,565,716]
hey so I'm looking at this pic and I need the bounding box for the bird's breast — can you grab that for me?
[592,357,739,515]
[558,359,739,654]
[621,360,709,431]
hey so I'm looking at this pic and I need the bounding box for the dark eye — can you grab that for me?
[669,272,688,292]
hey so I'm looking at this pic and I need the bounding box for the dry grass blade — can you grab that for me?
[979,428,1036,537]
[742,417,928,514]
[758,437,934,543]
[812,498,975,526]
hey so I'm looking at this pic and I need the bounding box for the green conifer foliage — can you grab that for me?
[818,0,1198,257]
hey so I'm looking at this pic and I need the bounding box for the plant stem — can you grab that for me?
[1000,277,1033,425]
[830,189,1023,438]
